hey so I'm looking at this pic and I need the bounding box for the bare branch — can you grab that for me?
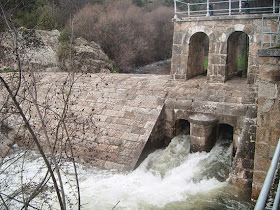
[0,76,65,210]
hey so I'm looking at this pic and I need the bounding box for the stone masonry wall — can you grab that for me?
[171,15,266,83]
[0,73,169,171]
[1,72,258,176]
[164,76,258,191]
[252,49,280,199]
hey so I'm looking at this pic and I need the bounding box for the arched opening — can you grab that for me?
[175,119,190,136]
[226,32,249,80]
[217,124,236,157]
[187,32,209,79]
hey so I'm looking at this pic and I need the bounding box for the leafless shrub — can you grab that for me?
[0,7,81,209]
[72,0,173,72]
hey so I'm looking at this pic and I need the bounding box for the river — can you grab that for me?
[0,135,254,209]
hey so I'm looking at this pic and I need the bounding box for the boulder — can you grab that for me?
[0,28,113,73]
[64,37,113,73]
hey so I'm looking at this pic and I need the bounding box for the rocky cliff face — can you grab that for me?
[0,28,113,73]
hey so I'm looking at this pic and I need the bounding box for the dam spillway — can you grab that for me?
[1,72,257,186]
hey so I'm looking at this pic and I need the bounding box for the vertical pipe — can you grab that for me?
[273,0,276,13]
[229,0,232,15]
[174,0,178,19]
[255,138,280,210]
[188,3,190,17]
[239,0,242,13]
[207,0,210,16]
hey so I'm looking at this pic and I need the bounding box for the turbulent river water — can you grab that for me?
[0,135,254,209]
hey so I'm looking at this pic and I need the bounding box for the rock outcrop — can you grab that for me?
[0,28,113,73]
[64,37,113,73]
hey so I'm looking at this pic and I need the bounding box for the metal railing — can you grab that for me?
[255,138,280,210]
[174,0,279,19]
[261,9,280,49]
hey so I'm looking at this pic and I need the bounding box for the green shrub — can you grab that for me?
[108,60,119,73]
[58,30,74,61]
[204,58,208,70]
[57,43,74,61]
[37,9,57,30]
[58,29,72,43]
[1,68,16,73]
[237,55,246,70]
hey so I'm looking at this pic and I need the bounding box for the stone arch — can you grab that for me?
[175,119,190,136]
[217,123,234,140]
[226,31,249,80]
[187,32,209,79]
[217,123,236,156]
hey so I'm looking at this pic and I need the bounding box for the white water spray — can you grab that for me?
[0,135,253,209]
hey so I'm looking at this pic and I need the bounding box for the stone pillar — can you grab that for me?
[188,114,218,152]
[252,48,280,199]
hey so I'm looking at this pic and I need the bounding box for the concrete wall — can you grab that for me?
[252,49,280,199]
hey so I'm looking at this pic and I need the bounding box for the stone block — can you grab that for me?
[174,74,186,80]
[253,157,271,171]
[258,80,277,100]
[121,132,139,142]
[172,45,182,55]
[175,99,192,110]
[104,161,124,171]
[131,127,146,135]
[242,159,254,169]
[173,32,184,44]
[209,54,227,65]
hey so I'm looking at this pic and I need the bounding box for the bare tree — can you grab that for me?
[0,6,81,209]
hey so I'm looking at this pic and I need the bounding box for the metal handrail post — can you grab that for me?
[229,0,232,15]
[255,138,280,210]
[261,15,264,49]
[239,0,242,13]
[276,9,280,46]
[270,24,272,48]
[188,3,190,17]
[273,0,276,13]
[272,180,280,210]
[207,0,210,16]
[174,0,178,19]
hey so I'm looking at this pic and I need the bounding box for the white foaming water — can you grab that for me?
[0,135,253,209]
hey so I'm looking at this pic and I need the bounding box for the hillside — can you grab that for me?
[0,0,175,72]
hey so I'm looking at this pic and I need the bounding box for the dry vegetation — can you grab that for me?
[72,0,174,72]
